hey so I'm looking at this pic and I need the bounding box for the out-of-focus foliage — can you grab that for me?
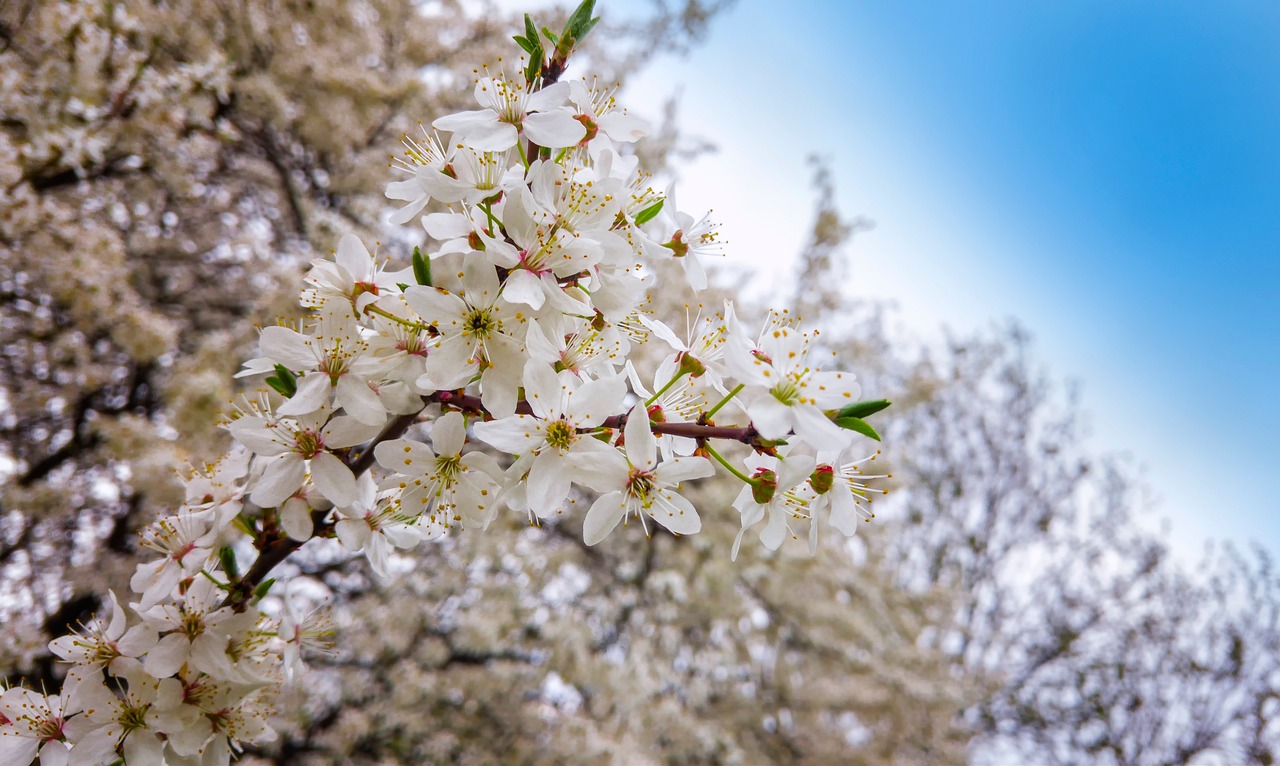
[0,0,720,673]
[3,2,1277,764]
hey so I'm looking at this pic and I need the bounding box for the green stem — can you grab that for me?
[516,140,530,169]
[703,384,745,422]
[479,201,500,234]
[365,304,427,332]
[644,371,687,407]
[705,443,754,485]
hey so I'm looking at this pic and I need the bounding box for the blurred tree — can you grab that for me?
[1,2,973,764]
[0,0,721,676]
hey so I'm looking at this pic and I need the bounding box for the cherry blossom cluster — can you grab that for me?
[1,19,889,765]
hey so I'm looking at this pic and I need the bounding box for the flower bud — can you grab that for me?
[809,464,835,494]
[750,468,778,504]
[676,351,706,378]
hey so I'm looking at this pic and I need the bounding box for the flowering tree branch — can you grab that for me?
[0,2,891,763]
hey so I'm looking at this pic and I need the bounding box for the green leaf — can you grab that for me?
[837,399,892,420]
[513,35,536,55]
[576,16,600,41]
[218,546,240,580]
[834,416,882,442]
[541,26,559,46]
[564,0,597,38]
[412,246,432,286]
[395,281,409,292]
[525,13,539,42]
[254,578,277,600]
[266,364,297,398]
[634,198,664,226]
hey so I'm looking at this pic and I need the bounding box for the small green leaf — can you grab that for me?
[564,0,597,38]
[266,364,297,398]
[575,16,600,41]
[838,399,892,420]
[834,416,882,442]
[254,578,277,600]
[218,546,240,580]
[525,13,539,44]
[542,26,559,46]
[513,35,536,55]
[412,246,433,286]
[395,281,409,292]
[634,199,664,226]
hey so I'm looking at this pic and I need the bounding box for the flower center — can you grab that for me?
[435,454,462,480]
[625,468,655,501]
[294,429,324,458]
[463,307,500,339]
[119,702,150,733]
[36,715,65,742]
[545,419,575,450]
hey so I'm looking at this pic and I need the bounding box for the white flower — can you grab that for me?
[433,75,584,151]
[131,512,218,610]
[385,128,473,223]
[49,591,157,675]
[62,665,189,766]
[726,323,859,449]
[646,185,722,291]
[180,447,251,533]
[526,315,625,378]
[334,473,429,578]
[567,78,649,150]
[138,576,260,683]
[581,403,714,545]
[0,685,76,766]
[229,405,380,508]
[374,411,502,530]
[255,308,389,425]
[624,359,708,459]
[405,260,527,418]
[471,363,625,515]
[301,233,409,314]
[730,452,817,560]
[277,595,334,680]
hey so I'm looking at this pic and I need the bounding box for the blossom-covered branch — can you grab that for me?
[0,2,889,763]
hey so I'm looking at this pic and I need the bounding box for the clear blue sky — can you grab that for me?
[625,0,1280,557]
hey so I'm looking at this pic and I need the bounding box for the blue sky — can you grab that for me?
[625,0,1280,558]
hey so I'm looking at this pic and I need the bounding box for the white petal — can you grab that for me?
[335,519,369,551]
[651,491,701,536]
[500,269,546,309]
[472,415,542,454]
[527,450,572,512]
[311,451,357,507]
[250,455,305,507]
[322,415,383,449]
[582,492,626,545]
[116,623,159,657]
[746,395,794,440]
[258,326,318,370]
[280,500,315,541]
[430,411,466,456]
[335,233,371,276]
[522,361,564,420]
[278,373,331,416]
[654,456,715,485]
[624,403,657,470]
[523,109,587,148]
[335,376,387,426]
[760,507,788,550]
[143,632,189,678]
[568,374,626,428]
